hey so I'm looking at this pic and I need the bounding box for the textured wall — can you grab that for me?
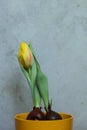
[0,0,87,130]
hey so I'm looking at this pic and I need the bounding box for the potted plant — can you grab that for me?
[15,41,73,130]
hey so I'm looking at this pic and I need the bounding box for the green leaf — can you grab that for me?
[18,58,41,107]
[18,59,32,89]
[36,68,49,109]
[27,57,41,107]
[29,59,37,87]
[29,43,49,109]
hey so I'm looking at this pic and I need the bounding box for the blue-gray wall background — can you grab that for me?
[0,0,87,130]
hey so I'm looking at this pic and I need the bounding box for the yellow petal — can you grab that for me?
[18,42,33,68]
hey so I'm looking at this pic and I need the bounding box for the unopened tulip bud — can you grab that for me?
[18,42,33,68]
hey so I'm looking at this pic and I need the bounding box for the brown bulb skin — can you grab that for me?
[26,107,45,120]
[45,110,62,120]
[45,105,62,120]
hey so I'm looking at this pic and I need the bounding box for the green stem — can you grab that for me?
[33,86,41,107]
[18,59,41,107]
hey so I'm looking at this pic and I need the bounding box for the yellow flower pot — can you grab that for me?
[15,112,73,130]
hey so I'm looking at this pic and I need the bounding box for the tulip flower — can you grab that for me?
[18,42,41,108]
[18,42,33,69]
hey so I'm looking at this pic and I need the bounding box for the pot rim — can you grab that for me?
[15,112,73,122]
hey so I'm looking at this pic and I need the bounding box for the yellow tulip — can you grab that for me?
[18,42,33,68]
